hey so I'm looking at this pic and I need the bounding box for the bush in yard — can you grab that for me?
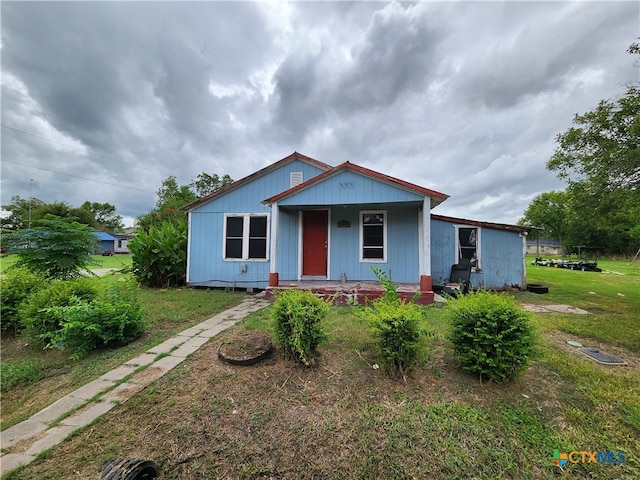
[271,290,329,366]
[0,267,47,333]
[40,280,145,359]
[4,214,98,279]
[356,268,427,379]
[129,218,187,288]
[18,278,99,346]
[448,290,536,382]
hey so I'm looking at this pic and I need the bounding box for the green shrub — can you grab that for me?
[129,219,187,288]
[356,268,427,379]
[18,278,99,346]
[271,290,329,366]
[448,291,536,382]
[40,280,146,359]
[5,215,98,279]
[0,267,47,333]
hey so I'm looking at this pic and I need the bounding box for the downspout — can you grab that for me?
[269,201,279,286]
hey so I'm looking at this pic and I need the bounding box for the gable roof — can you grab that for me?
[182,152,332,212]
[262,161,449,208]
[431,214,533,234]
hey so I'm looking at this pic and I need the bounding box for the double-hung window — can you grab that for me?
[360,210,387,262]
[455,225,480,271]
[224,214,269,261]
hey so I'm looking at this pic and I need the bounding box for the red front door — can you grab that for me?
[302,210,328,276]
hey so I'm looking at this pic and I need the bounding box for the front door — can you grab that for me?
[302,210,328,277]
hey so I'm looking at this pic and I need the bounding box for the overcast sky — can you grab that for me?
[1,1,638,228]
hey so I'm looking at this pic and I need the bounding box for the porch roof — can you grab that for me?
[262,161,449,209]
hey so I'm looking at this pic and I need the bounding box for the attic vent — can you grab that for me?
[290,171,303,187]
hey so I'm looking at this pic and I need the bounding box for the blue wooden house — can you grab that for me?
[92,232,117,255]
[184,152,531,304]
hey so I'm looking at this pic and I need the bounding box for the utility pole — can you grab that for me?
[28,178,33,229]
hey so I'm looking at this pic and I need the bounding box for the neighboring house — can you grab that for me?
[526,238,563,256]
[92,232,117,255]
[112,233,133,254]
[183,152,532,304]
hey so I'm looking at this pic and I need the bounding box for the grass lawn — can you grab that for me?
[1,256,639,479]
[1,254,245,430]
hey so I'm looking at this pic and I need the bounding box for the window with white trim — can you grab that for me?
[455,225,481,271]
[360,210,387,262]
[224,214,269,261]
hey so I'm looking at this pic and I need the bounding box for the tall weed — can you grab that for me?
[356,268,429,379]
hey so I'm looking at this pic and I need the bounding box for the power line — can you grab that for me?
[0,123,175,178]
[0,181,144,204]
[1,159,156,194]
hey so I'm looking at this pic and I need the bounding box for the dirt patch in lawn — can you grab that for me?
[548,331,640,368]
[522,304,590,314]
[7,324,601,480]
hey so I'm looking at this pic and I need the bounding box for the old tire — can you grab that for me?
[101,459,158,480]
[526,283,549,294]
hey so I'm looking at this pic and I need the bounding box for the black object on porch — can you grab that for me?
[443,259,472,297]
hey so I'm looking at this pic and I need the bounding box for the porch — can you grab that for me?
[265,280,435,305]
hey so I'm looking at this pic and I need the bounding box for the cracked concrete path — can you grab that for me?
[0,296,271,477]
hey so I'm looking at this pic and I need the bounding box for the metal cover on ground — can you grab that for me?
[566,340,583,347]
[578,348,627,365]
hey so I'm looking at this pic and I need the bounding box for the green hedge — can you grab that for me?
[0,268,47,333]
[271,290,329,366]
[448,291,536,382]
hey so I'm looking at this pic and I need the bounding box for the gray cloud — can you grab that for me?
[1,1,638,226]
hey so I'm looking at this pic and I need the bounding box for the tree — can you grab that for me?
[132,172,232,286]
[0,197,124,232]
[544,72,640,255]
[5,214,98,279]
[1,195,45,230]
[547,85,640,192]
[519,191,568,251]
[137,176,197,232]
[35,201,97,228]
[81,201,123,232]
[136,173,234,232]
[190,172,233,197]
[155,176,197,211]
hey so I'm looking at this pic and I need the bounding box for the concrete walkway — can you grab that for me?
[0,296,271,477]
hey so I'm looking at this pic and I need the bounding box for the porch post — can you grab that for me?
[269,202,279,286]
[420,197,432,291]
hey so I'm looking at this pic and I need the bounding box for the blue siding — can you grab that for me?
[187,160,326,288]
[277,206,420,284]
[278,171,424,206]
[276,209,300,280]
[187,156,525,291]
[431,219,525,290]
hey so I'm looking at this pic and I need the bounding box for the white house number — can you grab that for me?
[339,182,354,189]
